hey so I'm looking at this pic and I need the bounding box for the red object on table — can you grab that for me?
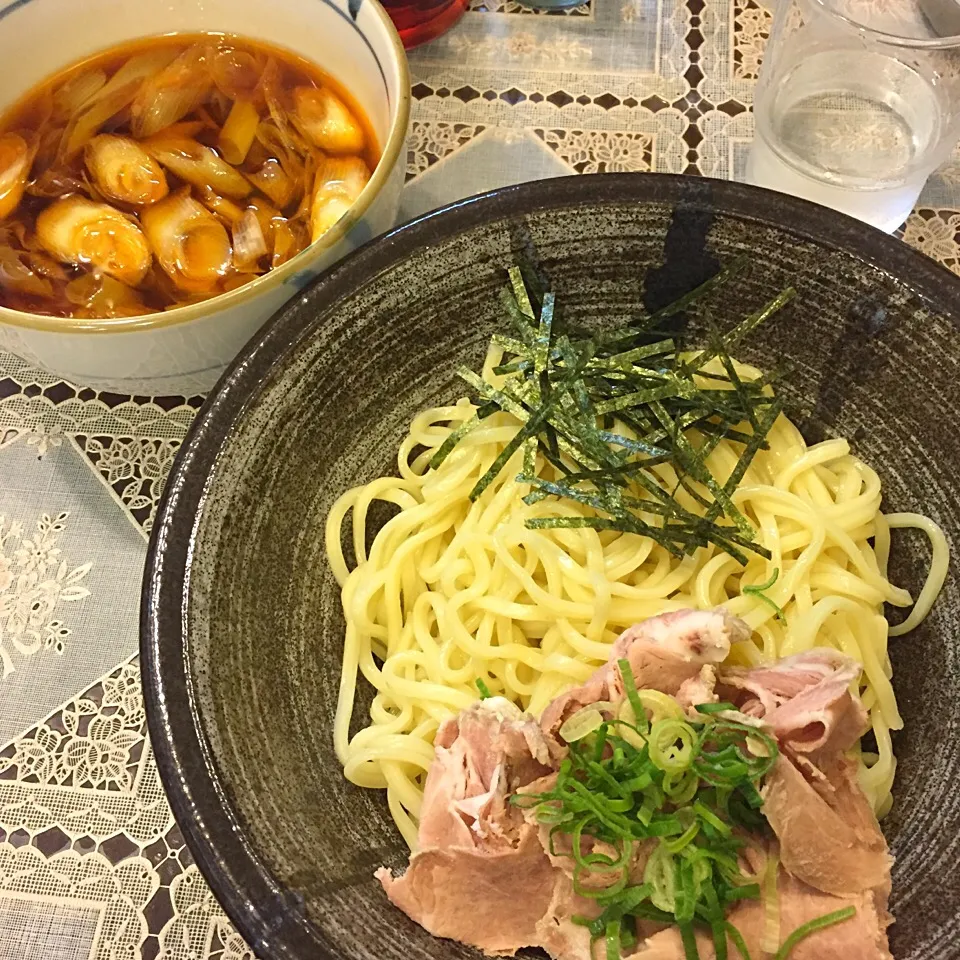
[382,0,469,48]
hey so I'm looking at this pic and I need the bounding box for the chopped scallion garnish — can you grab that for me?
[743,567,787,623]
[694,702,738,715]
[512,666,782,960]
[773,906,857,960]
[618,657,649,734]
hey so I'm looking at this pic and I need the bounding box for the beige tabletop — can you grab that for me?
[0,1,958,958]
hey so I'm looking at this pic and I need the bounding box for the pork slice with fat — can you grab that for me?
[762,753,891,898]
[416,697,559,850]
[377,698,561,954]
[541,608,750,739]
[377,826,557,955]
[634,866,892,960]
[718,649,868,755]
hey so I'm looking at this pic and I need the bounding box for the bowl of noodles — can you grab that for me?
[142,173,958,960]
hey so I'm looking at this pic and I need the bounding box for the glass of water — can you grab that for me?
[747,0,960,232]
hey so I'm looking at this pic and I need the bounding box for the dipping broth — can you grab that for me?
[0,34,380,318]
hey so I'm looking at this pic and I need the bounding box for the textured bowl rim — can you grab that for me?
[0,0,410,335]
[141,172,960,960]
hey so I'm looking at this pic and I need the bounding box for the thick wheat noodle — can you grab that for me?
[325,351,950,848]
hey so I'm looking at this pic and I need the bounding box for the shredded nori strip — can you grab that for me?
[431,262,795,564]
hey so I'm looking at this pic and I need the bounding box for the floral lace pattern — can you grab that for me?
[3,692,137,792]
[409,0,690,106]
[0,656,252,958]
[469,0,592,15]
[447,30,593,61]
[0,351,200,439]
[901,210,960,276]
[0,660,172,842]
[160,867,256,960]
[0,845,158,960]
[0,512,92,679]
[732,0,770,81]
[535,128,655,172]
[408,121,488,179]
[699,0,762,104]
[25,428,65,457]
[0,834,254,960]
[77,437,181,535]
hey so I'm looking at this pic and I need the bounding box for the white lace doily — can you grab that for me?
[3,0,960,956]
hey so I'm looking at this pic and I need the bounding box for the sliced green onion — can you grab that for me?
[649,718,698,773]
[725,922,753,960]
[648,817,685,838]
[620,771,653,794]
[694,702,738,715]
[663,769,699,805]
[712,920,729,960]
[618,883,653,912]
[521,636,783,960]
[679,921,701,960]
[726,884,761,902]
[741,781,765,809]
[760,850,780,955]
[743,566,787,623]
[637,796,656,827]
[592,722,609,762]
[628,903,677,924]
[605,919,621,960]
[574,865,628,901]
[618,658,649,732]
[694,801,732,837]
[644,844,677,914]
[475,678,492,699]
[665,821,700,854]
[559,706,606,743]
[773,907,857,960]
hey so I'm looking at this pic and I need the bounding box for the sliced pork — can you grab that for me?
[378,828,557,955]
[378,609,893,960]
[416,697,559,850]
[719,648,889,900]
[376,698,560,954]
[541,608,749,738]
[675,664,719,717]
[535,872,601,960]
[718,649,868,755]
[635,865,893,960]
[763,753,891,898]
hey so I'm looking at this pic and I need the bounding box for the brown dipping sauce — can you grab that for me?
[0,34,380,319]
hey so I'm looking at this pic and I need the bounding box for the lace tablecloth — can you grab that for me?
[1,1,958,957]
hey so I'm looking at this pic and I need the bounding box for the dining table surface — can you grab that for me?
[1,0,959,957]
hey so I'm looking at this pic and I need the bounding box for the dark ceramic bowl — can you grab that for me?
[142,174,960,960]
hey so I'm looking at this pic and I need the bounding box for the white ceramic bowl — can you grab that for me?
[0,0,409,396]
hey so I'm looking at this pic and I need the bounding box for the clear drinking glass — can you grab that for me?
[747,0,960,232]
